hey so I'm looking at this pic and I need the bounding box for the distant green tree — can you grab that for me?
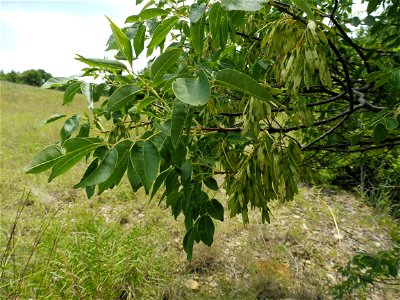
[17,69,52,86]
[0,70,19,83]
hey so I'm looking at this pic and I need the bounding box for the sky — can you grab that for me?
[0,1,368,78]
[0,0,144,77]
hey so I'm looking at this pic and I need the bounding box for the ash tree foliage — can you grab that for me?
[26,0,400,259]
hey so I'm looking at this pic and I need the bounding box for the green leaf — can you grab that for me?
[133,97,154,114]
[148,17,179,50]
[171,101,193,148]
[63,82,82,105]
[216,69,274,101]
[388,264,398,277]
[374,72,390,88]
[206,199,224,221]
[151,168,171,200]
[227,10,245,28]
[172,70,211,106]
[151,48,182,84]
[221,0,266,11]
[351,17,361,27]
[209,2,222,43]
[75,55,128,71]
[134,24,146,57]
[41,77,70,89]
[49,139,102,182]
[126,8,169,23]
[98,140,133,194]
[203,176,219,191]
[381,117,398,130]
[367,71,382,82]
[106,16,133,66]
[373,123,388,145]
[189,3,206,23]
[127,159,142,192]
[77,123,90,138]
[140,8,169,20]
[130,140,160,194]
[106,84,141,112]
[24,145,64,174]
[367,0,380,14]
[125,15,140,23]
[364,15,376,26]
[63,137,102,152]
[85,186,96,199]
[183,227,197,260]
[350,133,362,146]
[292,0,315,20]
[79,159,98,197]
[179,162,193,182]
[74,148,118,188]
[80,82,93,110]
[60,114,80,142]
[93,83,107,102]
[197,215,214,246]
[190,15,205,55]
[37,114,67,127]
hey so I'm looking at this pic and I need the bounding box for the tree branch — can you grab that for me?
[328,16,372,73]
[327,40,355,110]
[301,115,349,150]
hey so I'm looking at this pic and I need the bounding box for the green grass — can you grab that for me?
[1,81,399,299]
[0,82,183,298]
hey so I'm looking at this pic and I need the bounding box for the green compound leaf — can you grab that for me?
[189,3,206,23]
[37,114,67,127]
[148,17,179,50]
[216,69,273,101]
[75,55,128,71]
[98,140,133,194]
[63,82,82,105]
[209,2,222,42]
[134,24,146,57]
[106,84,141,112]
[24,144,64,174]
[198,215,215,246]
[172,70,210,106]
[151,48,182,84]
[373,123,388,145]
[60,114,80,142]
[183,226,198,260]
[130,140,160,194]
[49,138,102,182]
[206,199,224,221]
[171,100,193,148]
[381,117,398,130]
[190,15,205,55]
[106,16,133,66]
[292,0,315,20]
[126,8,169,23]
[74,148,118,188]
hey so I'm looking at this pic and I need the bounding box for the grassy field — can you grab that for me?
[0,81,399,299]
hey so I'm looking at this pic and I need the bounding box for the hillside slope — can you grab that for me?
[1,82,399,299]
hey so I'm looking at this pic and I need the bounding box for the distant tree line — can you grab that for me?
[0,69,52,87]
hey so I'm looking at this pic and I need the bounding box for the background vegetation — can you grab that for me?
[0,69,52,87]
